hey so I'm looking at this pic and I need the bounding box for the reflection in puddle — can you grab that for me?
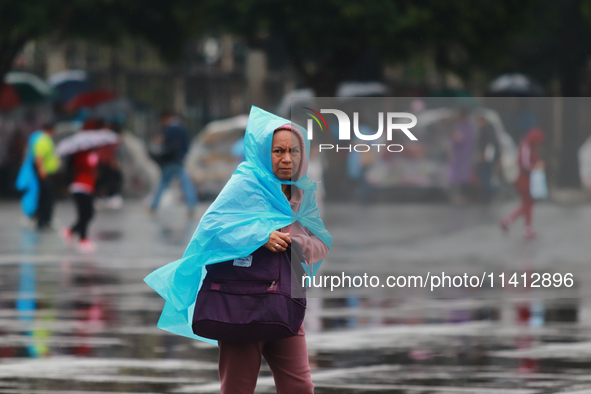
[3,200,591,392]
[0,262,589,393]
[0,261,591,393]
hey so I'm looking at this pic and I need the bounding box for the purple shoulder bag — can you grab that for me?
[192,242,307,342]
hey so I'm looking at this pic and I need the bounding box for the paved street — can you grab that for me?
[2,198,591,393]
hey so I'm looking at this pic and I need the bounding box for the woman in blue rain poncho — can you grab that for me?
[145,106,332,394]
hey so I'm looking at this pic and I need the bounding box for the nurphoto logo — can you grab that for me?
[303,107,418,153]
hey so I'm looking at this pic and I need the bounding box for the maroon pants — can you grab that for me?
[218,332,313,394]
[506,176,534,227]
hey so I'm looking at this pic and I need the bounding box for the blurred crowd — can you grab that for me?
[12,100,555,250]
[15,105,206,252]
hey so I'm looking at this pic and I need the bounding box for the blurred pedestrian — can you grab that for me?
[150,111,197,215]
[475,116,501,204]
[95,122,124,209]
[448,110,476,203]
[501,128,545,239]
[62,145,99,252]
[16,123,61,230]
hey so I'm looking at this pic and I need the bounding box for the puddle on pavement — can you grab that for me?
[1,260,591,393]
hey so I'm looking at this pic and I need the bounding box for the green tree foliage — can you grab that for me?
[513,0,591,96]
[1,0,537,95]
[196,0,537,199]
[201,0,536,95]
[0,0,198,81]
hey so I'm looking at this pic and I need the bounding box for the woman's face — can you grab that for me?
[271,129,301,180]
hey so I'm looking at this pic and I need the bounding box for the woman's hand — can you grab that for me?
[264,231,291,253]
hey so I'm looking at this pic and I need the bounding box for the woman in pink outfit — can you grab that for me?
[501,128,545,239]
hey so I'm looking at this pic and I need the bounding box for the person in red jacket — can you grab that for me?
[62,148,100,252]
[501,128,545,240]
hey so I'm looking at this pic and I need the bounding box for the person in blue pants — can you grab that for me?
[150,111,198,215]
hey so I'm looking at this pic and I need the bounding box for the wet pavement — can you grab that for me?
[2,198,591,393]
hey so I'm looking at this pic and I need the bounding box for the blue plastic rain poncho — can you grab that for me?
[144,106,332,343]
[16,131,43,217]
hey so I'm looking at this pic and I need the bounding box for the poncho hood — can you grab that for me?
[271,123,308,183]
[144,106,332,343]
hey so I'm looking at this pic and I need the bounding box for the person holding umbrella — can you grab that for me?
[57,122,119,252]
[16,123,60,230]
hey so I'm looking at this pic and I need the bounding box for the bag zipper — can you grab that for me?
[268,280,276,291]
